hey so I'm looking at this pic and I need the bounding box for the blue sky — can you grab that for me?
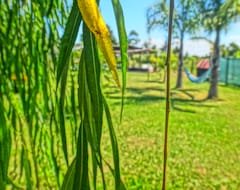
[100,0,240,56]
[100,0,159,43]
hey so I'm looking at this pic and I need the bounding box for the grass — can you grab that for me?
[6,70,240,189]
[102,71,240,189]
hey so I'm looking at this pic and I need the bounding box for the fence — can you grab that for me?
[219,58,240,86]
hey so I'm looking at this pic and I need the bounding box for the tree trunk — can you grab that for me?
[176,32,184,88]
[208,28,220,99]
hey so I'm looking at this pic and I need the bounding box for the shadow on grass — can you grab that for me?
[105,85,216,113]
[108,94,165,105]
[170,89,216,113]
[104,85,165,95]
[171,98,209,114]
[127,87,165,94]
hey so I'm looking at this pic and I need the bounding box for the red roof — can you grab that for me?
[197,59,210,69]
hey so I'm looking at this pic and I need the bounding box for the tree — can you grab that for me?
[147,0,200,88]
[143,39,151,49]
[220,43,240,57]
[220,44,230,57]
[228,42,240,56]
[160,40,168,51]
[128,30,140,46]
[200,0,240,98]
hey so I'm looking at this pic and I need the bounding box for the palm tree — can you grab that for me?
[147,0,200,88]
[228,42,240,56]
[200,0,240,98]
[220,44,230,57]
[128,30,140,46]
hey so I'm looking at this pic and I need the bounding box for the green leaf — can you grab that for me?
[82,24,103,147]
[57,1,82,84]
[103,97,122,190]
[23,151,33,190]
[111,0,128,119]
[57,1,82,166]
[61,158,76,190]
[73,122,90,190]
[0,99,11,190]
[104,160,126,190]
[82,24,107,189]
[70,74,77,125]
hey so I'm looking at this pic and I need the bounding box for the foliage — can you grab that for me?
[157,52,178,71]
[149,54,161,65]
[200,0,240,32]
[0,0,69,189]
[0,0,128,189]
[128,30,140,46]
[220,42,240,58]
[184,56,198,70]
[147,0,201,88]
[147,0,200,37]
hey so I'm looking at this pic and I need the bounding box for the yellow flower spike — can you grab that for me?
[77,0,121,88]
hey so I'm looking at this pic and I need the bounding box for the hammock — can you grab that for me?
[183,66,211,83]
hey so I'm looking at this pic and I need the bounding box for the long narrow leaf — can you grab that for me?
[57,1,82,166]
[111,0,128,119]
[57,1,82,84]
[82,24,103,148]
[0,99,11,190]
[61,158,76,190]
[103,97,121,190]
[73,122,89,190]
[82,24,106,189]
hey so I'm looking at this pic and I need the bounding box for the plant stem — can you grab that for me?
[162,0,174,190]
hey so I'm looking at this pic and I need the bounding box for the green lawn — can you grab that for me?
[102,71,240,190]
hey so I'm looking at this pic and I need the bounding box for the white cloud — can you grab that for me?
[224,35,240,44]
[221,21,240,45]
[139,38,165,48]
[150,38,212,56]
[183,40,211,56]
[172,39,212,56]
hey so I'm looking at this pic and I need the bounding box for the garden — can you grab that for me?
[1,0,240,189]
